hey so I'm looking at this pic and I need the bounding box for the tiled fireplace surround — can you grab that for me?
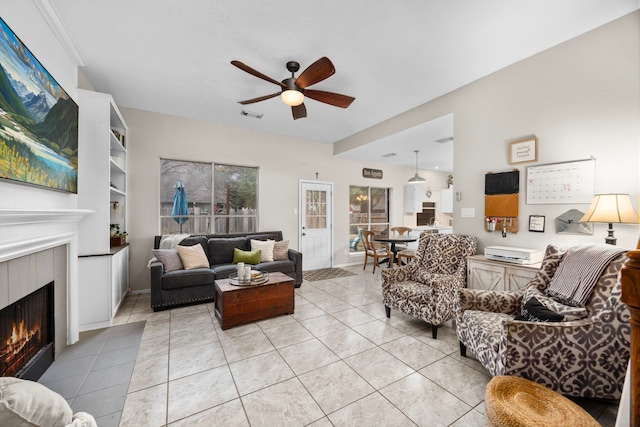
[0,209,92,360]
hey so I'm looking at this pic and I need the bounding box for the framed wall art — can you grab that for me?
[508,137,537,165]
[0,18,79,193]
[528,215,545,232]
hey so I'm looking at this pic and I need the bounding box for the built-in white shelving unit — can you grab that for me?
[77,89,129,331]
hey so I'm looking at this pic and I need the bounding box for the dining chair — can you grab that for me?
[361,230,394,273]
[390,226,412,236]
[390,226,413,256]
[396,250,415,265]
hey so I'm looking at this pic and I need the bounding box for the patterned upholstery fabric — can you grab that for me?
[381,233,477,338]
[456,244,630,400]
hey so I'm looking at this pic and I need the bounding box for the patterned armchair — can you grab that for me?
[381,232,477,339]
[456,244,631,400]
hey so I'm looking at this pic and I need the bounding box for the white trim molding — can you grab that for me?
[0,208,93,228]
[33,0,88,67]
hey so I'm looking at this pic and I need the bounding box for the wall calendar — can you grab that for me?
[526,158,595,204]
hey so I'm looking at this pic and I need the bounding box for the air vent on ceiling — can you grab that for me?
[435,136,453,143]
[241,110,263,119]
[381,153,396,158]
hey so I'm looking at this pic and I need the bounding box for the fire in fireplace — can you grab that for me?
[0,282,54,380]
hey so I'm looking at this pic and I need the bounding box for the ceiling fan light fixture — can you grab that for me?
[281,89,304,106]
[408,150,426,184]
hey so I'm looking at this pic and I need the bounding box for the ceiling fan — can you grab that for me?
[230,57,355,120]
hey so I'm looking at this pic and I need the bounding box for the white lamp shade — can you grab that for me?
[408,150,426,183]
[281,90,304,106]
[580,194,639,224]
[408,174,426,183]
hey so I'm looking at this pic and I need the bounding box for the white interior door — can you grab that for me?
[300,181,332,270]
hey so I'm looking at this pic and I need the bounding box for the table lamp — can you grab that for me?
[580,194,639,245]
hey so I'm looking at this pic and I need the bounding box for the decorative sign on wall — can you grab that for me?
[362,168,383,179]
[508,137,538,164]
[526,158,595,204]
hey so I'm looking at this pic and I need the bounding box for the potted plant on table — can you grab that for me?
[110,224,127,246]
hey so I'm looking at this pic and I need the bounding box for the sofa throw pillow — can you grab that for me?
[273,240,290,261]
[0,377,73,427]
[233,248,261,265]
[176,244,209,269]
[152,249,184,272]
[515,297,564,322]
[251,239,275,262]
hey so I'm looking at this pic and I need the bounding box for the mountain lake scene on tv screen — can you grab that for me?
[0,18,78,193]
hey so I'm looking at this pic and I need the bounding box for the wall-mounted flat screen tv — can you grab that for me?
[0,17,78,193]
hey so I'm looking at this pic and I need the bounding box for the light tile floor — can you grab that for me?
[49,265,621,426]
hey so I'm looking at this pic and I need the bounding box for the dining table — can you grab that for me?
[372,234,418,268]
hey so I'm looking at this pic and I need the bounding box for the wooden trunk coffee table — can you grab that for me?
[214,271,295,329]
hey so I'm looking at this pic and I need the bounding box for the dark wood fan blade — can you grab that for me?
[295,57,335,89]
[292,103,307,120]
[238,92,280,105]
[304,89,355,108]
[231,60,286,89]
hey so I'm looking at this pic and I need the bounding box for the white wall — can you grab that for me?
[123,108,445,291]
[6,3,637,292]
[0,2,80,211]
[336,11,640,252]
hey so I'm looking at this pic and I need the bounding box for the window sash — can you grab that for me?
[160,159,258,235]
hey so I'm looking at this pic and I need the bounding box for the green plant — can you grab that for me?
[110,224,127,237]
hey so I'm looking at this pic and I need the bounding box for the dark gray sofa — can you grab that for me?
[150,231,302,311]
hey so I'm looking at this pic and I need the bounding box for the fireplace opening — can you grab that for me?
[0,281,54,380]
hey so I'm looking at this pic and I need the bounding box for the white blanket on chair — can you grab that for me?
[147,234,191,267]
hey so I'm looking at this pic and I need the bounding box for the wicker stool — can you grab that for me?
[485,376,600,427]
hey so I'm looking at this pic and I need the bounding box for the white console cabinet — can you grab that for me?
[78,246,129,331]
[467,255,540,291]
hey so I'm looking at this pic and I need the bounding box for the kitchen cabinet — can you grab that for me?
[441,188,453,213]
[404,184,423,213]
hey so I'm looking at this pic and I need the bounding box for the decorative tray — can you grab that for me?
[228,270,269,286]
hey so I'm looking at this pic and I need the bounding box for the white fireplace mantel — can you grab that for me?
[0,208,93,226]
[0,208,93,346]
[0,208,93,262]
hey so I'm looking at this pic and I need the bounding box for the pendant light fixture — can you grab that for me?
[408,150,426,183]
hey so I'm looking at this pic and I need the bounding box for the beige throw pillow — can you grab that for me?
[152,249,184,272]
[251,239,275,262]
[0,377,73,427]
[176,244,209,269]
[273,240,290,260]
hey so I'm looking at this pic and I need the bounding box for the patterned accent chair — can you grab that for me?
[456,244,631,400]
[381,232,477,339]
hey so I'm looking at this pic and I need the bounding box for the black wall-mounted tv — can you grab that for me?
[485,170,519,195]
[0,17,78,193]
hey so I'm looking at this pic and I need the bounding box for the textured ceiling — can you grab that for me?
[48,0,639,172]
